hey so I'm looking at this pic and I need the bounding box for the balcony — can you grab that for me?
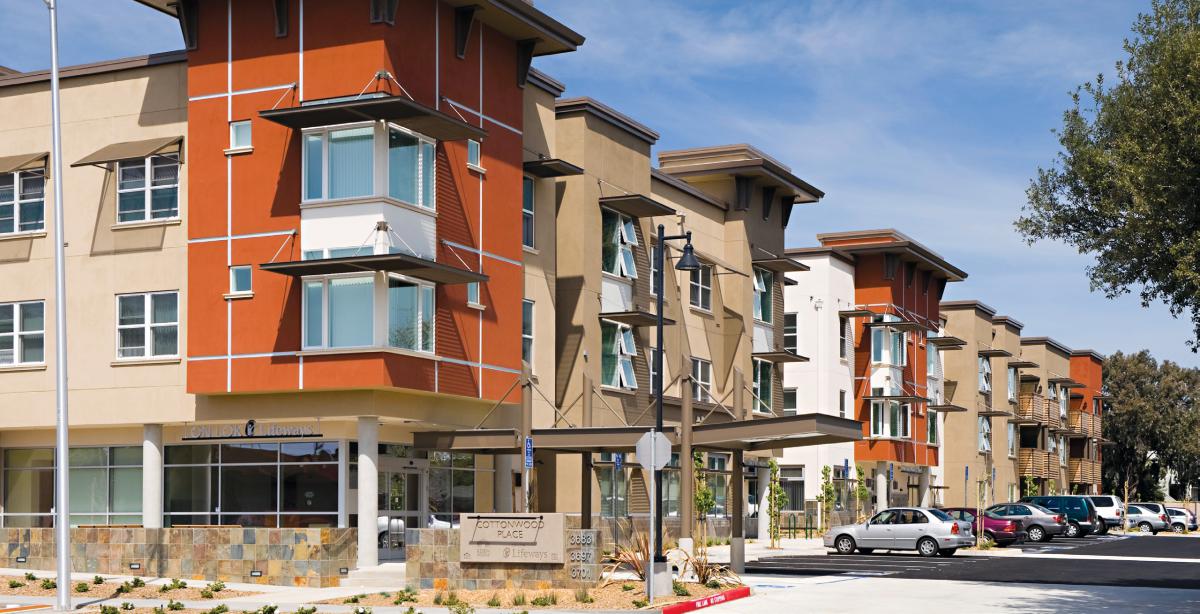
[1016,393,1047,423]
[1091,412,1103,439]
[1069,458,1100,484]
[1066,409,1092,438]
[1044,397,1062,430]
[1018,448,1051,479]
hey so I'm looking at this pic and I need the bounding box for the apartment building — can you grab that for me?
[1068,350,1105,493]
[779,230,966,514]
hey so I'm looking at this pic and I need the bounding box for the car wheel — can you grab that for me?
[980,532,996,547]
[1138,522,1153,533]
[1066,521,1081,538]
[858,548,875,554]
[1027,525,1046,542]
[835,535,856,555]
[937,548,957,557]
[1095,522,1108,536]
[1173,523,1185,533]
[917,537,939,558]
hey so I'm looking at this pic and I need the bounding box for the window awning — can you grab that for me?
[927,335,966,349]
[0,151,48,174]
[600,310,674,327]
[259,253,487,285]
[863,320,930,333]
[978,408,1013,417]
[412,429,521,454]
[690,413,862,451]
[929,404,968,413]
[523,158,583,178]
[1008,360,1039,369]
[979,347,1013,358]
[752,257,809,273]
[752,350,809,363]
[1049,377,1084,388]
[863,394,929,403]
[72,136,183,167]
[259,95,486,142]
[837,308,874,318]
[1019,373,1040,382]
[599,194,675,218]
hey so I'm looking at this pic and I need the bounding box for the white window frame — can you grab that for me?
[229,265,253,295]
[978,415,992,453]
[229,120,252,150]
[301,273,436,353]
[1007,422,1017,458]
[601,208,638,279]
[691,357,712,403]
[839,316,850,360]
[522,176,535,249]
[521,299,534,365]
[646,345,659,392]
[115,291,179,360]
[783,387,797,415]
[600,319,637,389]
[1058,434,1067,465]
[1048,382,1058,401]
[752,267,773,323]
[466,139,484,172]
[0,169,46,235]
[751,357,773,413]
[927,411,939,446]
[1007,366,1017,402]
[0,300,45,366]
[301,122,436,210]
[783,312,798,353]
[869,393,911,440]
[689,264,712,311]
[978,356,992,393]
[116,154,180,224]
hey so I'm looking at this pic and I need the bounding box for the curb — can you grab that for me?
[660,586,751,614]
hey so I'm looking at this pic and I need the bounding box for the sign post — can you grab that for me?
[637,431,671,604]
[524,436,534,513]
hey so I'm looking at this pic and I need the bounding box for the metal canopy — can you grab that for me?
[863,320,929,333]
[598,194,675,218]
[1019,373,1041,382]
[532,426,669,453]
[927,335,967,349]
[690,413,862,451]
[978,409,1013,417]
[0,151,48,174]
[1049,377,1084,388]
[979,347,1013,358]
[259,95,486,141]
[523,158,583,178]
[259,253,487,285]
[838,308,874,318]
[752,257,810,273]
[1008,360,1039,369]
[929,404,968,413]
[412,428,520,454]
[71,135,183,167]
[863,394,929,403]
[599,310,674,327]
[752,350,810,363]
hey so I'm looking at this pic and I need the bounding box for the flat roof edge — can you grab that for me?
[555,96,660,145]
[0,50,186,89]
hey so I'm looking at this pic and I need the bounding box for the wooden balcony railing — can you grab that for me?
[1017,394,1047,423]
[1018,448,1052,479]
[1069,458,1100,484]
[1045,397,1063,430]
[1091,413,1103,439]
[1066,409,1090,436]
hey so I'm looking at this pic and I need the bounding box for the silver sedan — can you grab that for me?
[1126,504,1169,534]
[824,507,975,557]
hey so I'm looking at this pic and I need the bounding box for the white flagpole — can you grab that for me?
[42,1,72,610]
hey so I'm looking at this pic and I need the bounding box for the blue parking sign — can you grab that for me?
[524,436,534,469]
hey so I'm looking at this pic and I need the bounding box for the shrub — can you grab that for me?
[351,607,372,614]
[131,577,146,588]
[487,594,501,607]
[208,605,230,614]
[8,580,24,589]
[100,607,120,614]
[574,588,594,604]
[152,606,165,614]
[121,603,135,611]
[343,595,360,604]
[621,583,634,592]
[432,592,444,605]
[94,575,106,585]
[257,606,279,614]
[75,582,91,593]
[511,592,527,606]
[23,573,36,581]
[705,579,721,589]
[201,588,214,598]
[449,603,475,614]
[672,580,690,597]
[208,580,226,593]
[40,579,56,590]
[296,607,318,614]
[392,587,418,604]
[633,599,648,608]
[445,591,462,606]
[167,599,185,611]
[530,592,557,606]
[116,582,133,594]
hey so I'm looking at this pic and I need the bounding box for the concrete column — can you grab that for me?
[730,450,745,574]
[679,376,694,553]
[875,469,888,513]
[581,453,593,530]
[142,424,163,529]
[494,455,514,513]
[757,468,769,542]
[733,369,745,420]
[918,471,931,507]
[357,416,379,568]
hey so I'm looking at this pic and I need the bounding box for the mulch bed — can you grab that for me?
[321,582,733,611]
[0,576,256,601]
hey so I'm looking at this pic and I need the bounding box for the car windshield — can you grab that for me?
[1089,496,1115,507]
[926,508,954,522]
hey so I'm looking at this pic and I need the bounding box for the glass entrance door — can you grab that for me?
[378,470,422,560]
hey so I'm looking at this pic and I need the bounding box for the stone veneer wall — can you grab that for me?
[406,528,601,591]
[1,527,356,588]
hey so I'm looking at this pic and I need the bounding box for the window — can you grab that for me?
[1007,366,1017,402]
[1007,422,1017,457]
[427,451,476,525]
[783,312,798,352]
[466,139,483,170]
[1059,387,1069,417]
[521,300,534,364]
[117,155,179,223]
[892,329,907,366]
[2,447,143,528]
[303,274,435,352]
[691,357,712,403]
[647,346,659,392]
[597,453,628,517]
[978,356,992,393]
[978,416,992,452]
[601,208,638,279]
[302,124,435,209]
[601,320,636,389]
[387,276,435,352]
[0,168,45,234]
[781,467,804,512]
[927,412,939,445]
[870,395,910,439]
[1048,382,1058,401]
[522,176,535,248]
[870,319,906,365]
[783,388,797,415]
[752,358,772,413]
[752,267,773,322]
[1058,434,1067,464]
[649,242,659,296]
[229,265,252,295]
[689,265,712,310]
[230,120,252,149]
[839,390,846,418]
[466,282,481,307]
[707,454,728,516]
[116,292,179,359]
[0,301,44,365]
[839,316,849,359]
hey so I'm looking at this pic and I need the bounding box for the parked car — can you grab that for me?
[943,507,1026,547]
[1125,504,1169,534]
[1131,502,1170,518]
[986,502,1066,543]
[1020,495,1101,537]
[1166,507,1197,533]
[1088,495,1124,534]
[825,507,975,557]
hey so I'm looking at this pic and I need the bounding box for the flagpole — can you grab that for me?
[43,0,72,610]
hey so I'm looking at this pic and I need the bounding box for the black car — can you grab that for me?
[1019,495,1100,537]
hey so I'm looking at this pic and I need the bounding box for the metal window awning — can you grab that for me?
[863,394,929,403]
[600,310,674,327]
[259,253,487,285]
[599,194,675,218]
[0,151,48,174]
[1008,360,1039,369]
[863,320,929,332]
[838,308,874,318]
[259,95,486,141]
[533,426,668,453]
[690,413,862,451]
[1008,416,1039,425]
[523,158,583,178]
[927,335,966,349]
[1019,373,1041,382]
[929,404,968,413]
[1049,377,1084,388]
[978,408,1013,417]
[412,428,521,454]
[752,350,810,363]
[979,347,1013,358]
[752,257,809,273]
[72,135,183,167]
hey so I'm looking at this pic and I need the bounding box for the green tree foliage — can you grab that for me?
[1016,0,1200,348]
[854,465,872,522]
[815,466,836,532]
[692,451,715,553]
[766,459,788,548]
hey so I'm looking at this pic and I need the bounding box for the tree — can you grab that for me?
[765,459,788,549]
[815,466,836,533]
[854,465,872,522]
[1016,0,1200,348]
[692,451,715,554]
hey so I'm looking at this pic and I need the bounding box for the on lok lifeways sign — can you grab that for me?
[182,419,321,441]
[459,513,565,563]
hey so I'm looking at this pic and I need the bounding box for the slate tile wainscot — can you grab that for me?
[2,527,356,587]
[406,514,601,591]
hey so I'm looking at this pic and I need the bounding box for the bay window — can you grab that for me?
[117,154,179,222]
[601,208,638,279]
[869,395,910,439]
[387,277,435,352]
[869,318,906,365]
[0,301,44,365]
[752,358,773,413]
[303,273,435,352]
[0,168,45,234]
[302,123,435,209]
[116,291,179,359]
[601,320,637,389]
[752,267,773,322]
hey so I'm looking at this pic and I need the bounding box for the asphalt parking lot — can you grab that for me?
[746,535,1200,590]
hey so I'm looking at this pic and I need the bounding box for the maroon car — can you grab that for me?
[942,507,1026,546]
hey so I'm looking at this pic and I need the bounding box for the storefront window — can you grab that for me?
[2,447,142,527]
[427,452,475,525]
[707,454,729,516]
[597,453,628,518]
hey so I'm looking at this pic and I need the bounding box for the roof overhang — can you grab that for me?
[1008,360,1039,369]
[659,158,823,203]
[1019,374,1041,382]
[826,241,967,282]
[599,194,675,218]
[863,320,930,333]
[927,335,967,349]
[533,426,669,453]
[752,257,809,274]
[523,158,583,178]
[0,151,48,175]
[837,308,874,318]
[978,409,1014,417]
[260,253,486,285]
[260,95,486,141]
[752,350,810,363]
[1049,377,1084,388]
[412,428,520,454]
[863,394,929,403]
[690,413,861,451]
[600,311,674,327]
[929,404,968,413]
[72,135,183,167]
[979,348,1013,358]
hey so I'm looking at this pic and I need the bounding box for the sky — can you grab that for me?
[1,0,1195,366]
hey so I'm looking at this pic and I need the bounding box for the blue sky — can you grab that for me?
[3,0,1195,366]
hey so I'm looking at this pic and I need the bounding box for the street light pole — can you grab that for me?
[654,224,699,564]
[43,1,72,610]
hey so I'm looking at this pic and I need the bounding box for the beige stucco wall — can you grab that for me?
[0,60,194,430]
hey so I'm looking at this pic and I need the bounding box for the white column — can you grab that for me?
[875,469,888,513]
[918,471,931,507]
[142,424,163,529]
[357,417,379,568]
[756,471,769,541]
[337,439,349,528]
